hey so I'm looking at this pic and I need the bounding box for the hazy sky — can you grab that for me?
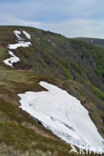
[0,0,104,38]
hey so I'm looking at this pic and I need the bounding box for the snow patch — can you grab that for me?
[8,41,32,49]
[18,81,104,152]
[14,30,23,41]
[3,30,32,67]
[3,51,20,67]
[9,30,32,49]
[23,31,31,40]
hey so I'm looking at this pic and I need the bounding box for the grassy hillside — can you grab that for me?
[0,26,104,156]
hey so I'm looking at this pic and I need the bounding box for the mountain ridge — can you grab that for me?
[75,37,104,48]
[0,26,104,156]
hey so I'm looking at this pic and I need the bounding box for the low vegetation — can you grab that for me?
[0,26,104,155]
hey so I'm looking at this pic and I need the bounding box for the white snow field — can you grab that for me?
[3,51,20,67]
[4,30,32,67]
[18,81,104,152]
[8,30,32,49]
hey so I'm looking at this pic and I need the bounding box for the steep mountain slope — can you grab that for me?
[0,26,104,156]
[18,81,104,151]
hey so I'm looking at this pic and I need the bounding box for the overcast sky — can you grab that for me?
[0,0,104,38]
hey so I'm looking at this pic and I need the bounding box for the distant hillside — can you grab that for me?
[76,37,104,48]
[0,26,104,156]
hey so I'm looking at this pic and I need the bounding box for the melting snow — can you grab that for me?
[3,51,20,67]
[14,30,23,41]
[18,81,104,152]
[8,41,32,49]
[23,31,31,40]
[3,30,32,67]
[9,30,32,49]
[14,30,31,40]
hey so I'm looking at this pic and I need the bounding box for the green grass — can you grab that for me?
[0,26,104,156]
[91,85,104,101]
